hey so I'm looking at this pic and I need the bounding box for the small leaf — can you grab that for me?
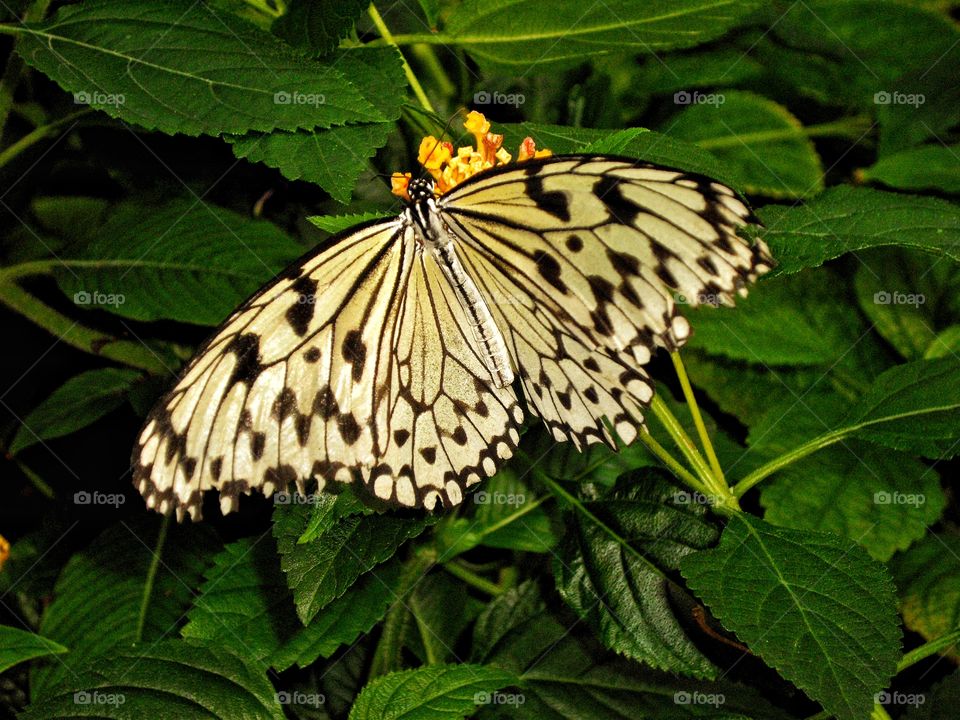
[10,368,141,455]
[17,1,381,135]
[21,640,284,720]
[0,626,67,674]
[445,0,763,71]
[925,325,960,360]
[555,470,718,678]
[348,664,517,720]
[668,90,824,198]
[890,532,960,661]
[307,211,394,235]
[748,186,960,276]
[273,500,431,623]
[54,201,303,325]
[862,144,960,194]
[272,0,368,54]
[681,515,902,720]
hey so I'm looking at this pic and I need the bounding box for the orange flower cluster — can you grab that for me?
[392,111,551,200]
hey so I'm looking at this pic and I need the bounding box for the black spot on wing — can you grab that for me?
[341,329,367,383]
[227,334,263,386]
[526,174,570,221]
[285,276,318,337]
[594,176,641,224]
[534,251,567,293]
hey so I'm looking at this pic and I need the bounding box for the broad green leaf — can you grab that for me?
[297,487,371,545]
[472,581,790,720]
[862,144,960,194]
[54,200,303,325]
[307,211,393,235]
[445,0,763,71]
[890,532,960,660]
[10,368,141,455]
[32,519,219,699]
[30,196,109,242]
[17,1,381,135]
[853,249,957,359]
[402,573,484,665]
[925,325,960,359]
[685,270,873,366]
[272,0,368,54]
[877,62,960,155]
[668,90,824,198]
[182,538,403,670]
[630,48,764,101]
[761,443,945,561]
[555,471,718,677]
[469,468,556,553]
[0,626,66,674]
[227,47,406,203]
[681,515,901,720]
[840,357,960,459]
[348,664,517,720]
[747,187,960,276]
[273,501,431,623]
[21,640,284,720]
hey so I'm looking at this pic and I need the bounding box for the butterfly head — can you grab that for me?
[407,177,436,203]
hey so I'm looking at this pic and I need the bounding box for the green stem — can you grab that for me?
[409,43,456,100]
[368,4,435,114]
[14,459,56,499]
[0,109,92,169]
[732,429,848,498]
[368,33,451,46]
[898,626,960,671]
[443,560,503,596]
[635,428,709,495]
[369,547,436,678]
[134,515,170,643]
[0,0,53,140]
[670,352,724,482]
[0,280,170,374]
[696,116,872,150]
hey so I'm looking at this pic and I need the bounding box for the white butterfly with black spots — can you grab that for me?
[132,155,772,520]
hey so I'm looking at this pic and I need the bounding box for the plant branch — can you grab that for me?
[134,515,170,643]
[670,351,724,482]
[368,4,435,114]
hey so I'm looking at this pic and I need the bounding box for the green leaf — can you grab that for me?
[555,470,718,677]
[182,537,403,671]
[472,581,791,719]
[681,515,901,720]
[890,532,960,660]
[839,357,960,459]
[307,211,393,235]
[761,443,945,561]
[272,0,368,54]
[21,640,284,720]
[445,0,763,71]
[54,200,303,325]
[10,368,141,455]
[0,626,67,674]
[862,144,960,194]
[668,90,824,198]
[926,325,960,360]
[348,664,517,720]
[227,47,406,202]
[748,186,960,276]
[17,1,381,136]
[273,500,431,623]
[469,468,556,553]
[32,520,219,699]
[403,573,484,665]
[30,196,110,243]
[877,62,960,155]
[685,270,872,366]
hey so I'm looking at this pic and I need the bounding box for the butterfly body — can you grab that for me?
[133,155,772,520]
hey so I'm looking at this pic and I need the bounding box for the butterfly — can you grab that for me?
[132,152,772,521]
